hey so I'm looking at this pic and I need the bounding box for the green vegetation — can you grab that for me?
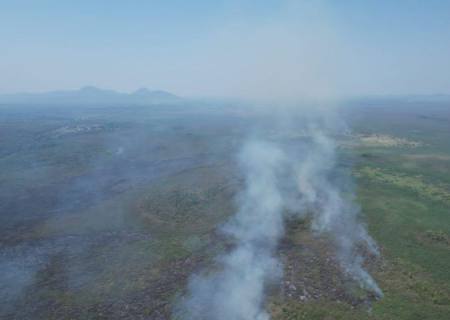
[357,166,450,204]
[270,104,450,319]
[2,102,450,319]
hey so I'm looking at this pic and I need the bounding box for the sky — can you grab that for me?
[1,0,450,99]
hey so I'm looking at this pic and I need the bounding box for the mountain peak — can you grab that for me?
[79,85,102,92]
[132,88,153,96]
[131,88,179,100]
[0,86,180,105]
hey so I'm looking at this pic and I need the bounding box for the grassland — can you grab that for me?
[271,103,450,319]
[1,101,449,319]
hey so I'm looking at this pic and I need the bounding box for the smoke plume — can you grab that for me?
[175,140,287,320]
[176,113,382,319]
[292,127,382,297]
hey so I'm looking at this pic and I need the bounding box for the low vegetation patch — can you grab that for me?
[357,166,450,204]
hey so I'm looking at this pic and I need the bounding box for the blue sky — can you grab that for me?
[1,0,450,99]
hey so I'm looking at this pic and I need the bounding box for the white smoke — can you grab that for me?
[292,128,383,297]
[175,140,287,320]
[175,115,382,319]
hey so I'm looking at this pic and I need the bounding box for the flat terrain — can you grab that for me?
[1,100,449,319]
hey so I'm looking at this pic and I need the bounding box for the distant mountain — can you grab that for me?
[0,86,181,105]
[399,94,450,103]
[353,94,450,104]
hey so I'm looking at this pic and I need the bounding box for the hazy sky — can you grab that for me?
[1,0,450,99]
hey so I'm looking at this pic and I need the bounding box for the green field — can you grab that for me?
[271,103,450,319]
